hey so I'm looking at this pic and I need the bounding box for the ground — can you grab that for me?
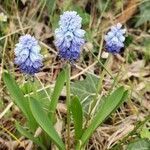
[0,0,150,150]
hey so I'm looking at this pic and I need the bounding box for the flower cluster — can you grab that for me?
[54,11,85,62]
[14,34,43,75]
[104,23,126,53]
[14,12,127,75]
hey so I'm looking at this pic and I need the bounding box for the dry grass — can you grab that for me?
[0,0,150,149]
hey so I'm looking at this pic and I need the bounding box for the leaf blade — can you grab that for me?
[126,139,150,150]
[46,0,56,15]
[29,98,65,150]
[16,122,46,150]
[70,96,83,140]
[49,69,66,120]
[76,86,128,149]
[3,72,37,130]
[3,72,28,117]
[71,74,99,113]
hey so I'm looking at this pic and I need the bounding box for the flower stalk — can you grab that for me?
[66,63,71,150]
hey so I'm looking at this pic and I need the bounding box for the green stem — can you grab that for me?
[76,142,81,150]
[84,54,111,129]
[90,50,114,79]
[96,0,110,31]
[108,64,122,95]
[66,63,71,150]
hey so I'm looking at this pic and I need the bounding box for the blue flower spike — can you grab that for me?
[54,11,85,62]
[105,23,126,54]
[14,34,43,75]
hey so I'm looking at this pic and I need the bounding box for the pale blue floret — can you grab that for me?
[54,11,85,61]
[105,23,126,53]
[14,34,43,74]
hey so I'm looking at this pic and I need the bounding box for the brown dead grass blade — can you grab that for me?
[115,0,140,24]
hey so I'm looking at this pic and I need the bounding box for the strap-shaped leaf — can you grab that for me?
[76,86,128,149]
[29,98,65,150]
[3,72,29,117]
[16,122,46,150]
[3,72,37,130]
[49,69,66,120]
[70,96,83,140]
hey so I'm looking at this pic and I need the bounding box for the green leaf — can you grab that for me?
[49,69,66,120]
[3,72,37,130]
[124,35,133,48]
[29,98,65,150]
[16,122,46,150]
[51,13,60,30]
[135,2,150,27]
[73,6,90,26]
[140,125,150,140]
[46,0,56,15]
[97,0,111,13]
[71,74,99,113]
[22,80,52,110]
[3,72,28,117]
[76,86,128,149]
[126,139,150,150]
[70,96,83,141]
[115,90,128,112]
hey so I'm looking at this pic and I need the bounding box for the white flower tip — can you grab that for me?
[116,23,122,28]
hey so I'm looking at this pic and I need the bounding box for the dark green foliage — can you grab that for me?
[71,74,99,113]
[126,139,150,150]
[136,2,150,27]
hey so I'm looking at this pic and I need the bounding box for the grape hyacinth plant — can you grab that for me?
[54,11,85,62]
[54,10,86,149]
[14,34,43,74]
[3,11,130,150]
[105,23,126,53]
